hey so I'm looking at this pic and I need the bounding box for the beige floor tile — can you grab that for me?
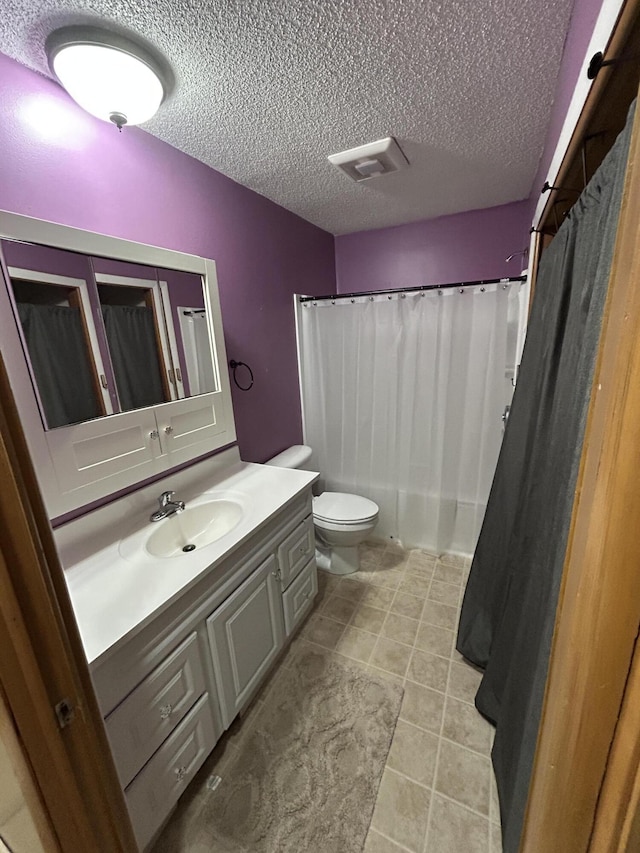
[317,569,341,597]
[407,551,437,572]
[425,794,490,853]
[361,585,396,610]
[335,626,377,663]
[443,697,493,755]
[415,622,455,658]
[371,769,431,851]
[407,649,450,692]
[422,600,458,631]
[368,665,405,688]
[438,553,468,569]
[352,604,387,634]
[433,563,464,585]
[435,740,491,815]
[390,591,425,620]
[386,720,439,787]
[382,613,419,646]
[379,550,410,571]
[321,594,359,624]
[300,614,345,649]
[448,659,483,704]
[400,682,445,734]
[398,573,432,598]
[428,579,461,607]
[359,548,384,570]
[335,577,367,602]
[490,821,503,853]
[368,571,402,590]
[370,637,412,677]
[363,829,407,852]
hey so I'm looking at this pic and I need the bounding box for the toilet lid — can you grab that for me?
[313,492,379,523]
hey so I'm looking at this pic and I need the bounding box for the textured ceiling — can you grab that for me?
[0,0,576,235]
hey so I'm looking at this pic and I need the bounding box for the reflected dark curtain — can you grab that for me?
[17,302,101,429]
[101,305,166,411]
[456,101,636,853]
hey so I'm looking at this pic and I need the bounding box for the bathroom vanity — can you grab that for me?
[0,209,319,850]
[55,451,319,850]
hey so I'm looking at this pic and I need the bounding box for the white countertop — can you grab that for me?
[56,458,317,666]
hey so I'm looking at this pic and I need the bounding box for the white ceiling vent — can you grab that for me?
[328,137,409,182]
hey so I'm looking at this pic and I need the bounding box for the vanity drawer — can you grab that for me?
[105,632,207,787]
[125,693,216,851]
[277,514,315,588]
[282,557,318,636]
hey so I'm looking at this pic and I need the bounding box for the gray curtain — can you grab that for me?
[17,302,101,429]
[101,305,166,411]
[456,101,635,853]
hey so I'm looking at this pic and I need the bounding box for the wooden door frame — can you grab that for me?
[520,75,640,852]
[0,352,137,852]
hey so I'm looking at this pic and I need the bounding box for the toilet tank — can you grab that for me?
[264,444,313,469]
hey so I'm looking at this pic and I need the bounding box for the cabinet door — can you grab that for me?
[207,555,285,728]
[155,392,234,464]
[46,406,160,498]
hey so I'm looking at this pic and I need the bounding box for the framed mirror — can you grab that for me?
[0,239,219,430]
[0,209,235,520]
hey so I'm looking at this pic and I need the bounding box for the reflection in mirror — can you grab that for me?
[91,258,174,411]
[0,239,220,430]
[156,267,218,398]
[1,240,112,429]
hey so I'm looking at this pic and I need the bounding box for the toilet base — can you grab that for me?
[315,544,359,575]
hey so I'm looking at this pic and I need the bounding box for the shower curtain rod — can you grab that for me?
[298,275,526,303]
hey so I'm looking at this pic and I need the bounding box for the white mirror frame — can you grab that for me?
[0,209,236,520]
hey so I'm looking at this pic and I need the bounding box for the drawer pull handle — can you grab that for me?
[174,766,187,781]
[159,704,173,720]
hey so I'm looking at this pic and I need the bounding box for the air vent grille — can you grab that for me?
[328,137,409,182]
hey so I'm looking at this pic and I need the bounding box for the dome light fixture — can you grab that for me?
[45,25,172,131]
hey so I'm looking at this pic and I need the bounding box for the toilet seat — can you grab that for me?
[313,492,379,524]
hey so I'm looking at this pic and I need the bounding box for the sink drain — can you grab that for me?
[182,544,196,552]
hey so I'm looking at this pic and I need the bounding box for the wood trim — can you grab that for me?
[590,633,640,851]
[0,683,59,851]
[538,0,637,233]
[520,78,640,852]
[67,287,108,417]
[0,352,137,852]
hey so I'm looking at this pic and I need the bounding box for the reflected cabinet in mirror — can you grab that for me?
[0,240,219,430]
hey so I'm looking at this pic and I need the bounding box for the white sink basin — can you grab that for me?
[118,496,245,561]
[145,500,243,558]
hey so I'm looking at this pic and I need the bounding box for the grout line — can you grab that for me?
[370,827,418,852]
[421,574,456,853]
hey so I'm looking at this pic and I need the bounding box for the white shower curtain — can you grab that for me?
[178,309,216,396]
[298,282,520,554]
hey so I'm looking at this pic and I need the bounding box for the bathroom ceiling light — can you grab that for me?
[45,25,171,130]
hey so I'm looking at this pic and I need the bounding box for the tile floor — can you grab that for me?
[153,540,502,853]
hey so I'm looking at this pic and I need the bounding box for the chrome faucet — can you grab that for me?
[150,491,186,522]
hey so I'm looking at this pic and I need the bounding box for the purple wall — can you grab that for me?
[0,51,336,463]
[335,200,531,293]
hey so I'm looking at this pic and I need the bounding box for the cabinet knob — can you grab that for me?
[159,703,173,720]
[174,766,187,781]
[150,429,159,440]
[165,425,174,435]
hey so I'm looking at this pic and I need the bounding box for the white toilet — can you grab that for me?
[265,445,379,575]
